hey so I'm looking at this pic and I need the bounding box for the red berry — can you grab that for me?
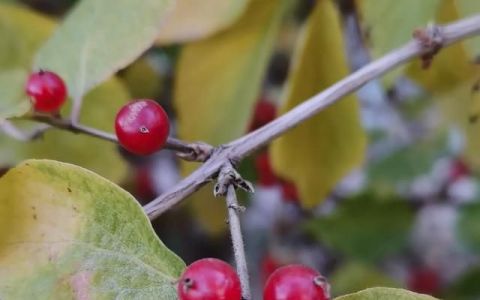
[115,99,169,155]
[263,265,329,300]
[178,258,241,300]
[135,166,156,201]
[407,267,440,295]
[248,99,276,132]
[448,158,470,183]
[255,152,278,187]
[261,254,281,284]
[25,70,67,113]
[280,180,299,203]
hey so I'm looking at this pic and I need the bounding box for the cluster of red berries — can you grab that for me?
[25,70,170,155]
[178,258,329,300]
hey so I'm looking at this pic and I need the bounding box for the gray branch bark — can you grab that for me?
[144,14,480,220]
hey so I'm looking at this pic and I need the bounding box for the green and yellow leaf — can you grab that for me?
[0,159,185,299]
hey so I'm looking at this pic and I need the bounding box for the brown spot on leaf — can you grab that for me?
[67,187,72,193]
[33,214,37,220]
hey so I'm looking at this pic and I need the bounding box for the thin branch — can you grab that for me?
[0,119,50,141]
[144,14,480,220]
[25,113,211,160]
[226,185,251,300]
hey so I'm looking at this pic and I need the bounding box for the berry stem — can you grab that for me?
[25,113,206,160]
[226,185,251,300]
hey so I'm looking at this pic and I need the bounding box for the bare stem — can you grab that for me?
[24,114,208,159]
[144,14,480,220]
[226,185,251,300]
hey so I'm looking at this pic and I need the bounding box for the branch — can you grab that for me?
[226,185,251,300]
[144,14,480,220]
[25,113,213,161]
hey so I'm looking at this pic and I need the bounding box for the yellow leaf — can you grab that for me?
[271,0,366,208]
[0,2,55,69]
[120,57,163,99]
[405,1,480,168]
[464,77,480,168]
[457,0,480,55]
[189,183,228,236]
[174,0,289,230]
[175,0,288,146]
[156,0,250,45]
[406,0,475,92]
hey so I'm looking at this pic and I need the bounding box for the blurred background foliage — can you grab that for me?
[0,0,480,298]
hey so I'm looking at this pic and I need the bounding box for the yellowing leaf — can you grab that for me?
[0,160,184,298]
[334,287,438,300]
[271,0,366,208]
[0,78,130,183]
[35,0,173,100]
[175,0,288,146]
[0,3,55,69]
[156,0,250,45]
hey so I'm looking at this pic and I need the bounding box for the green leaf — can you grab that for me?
[0,159,185,299]
[305,194,414,262]
[360,0,438,57]
[175,0,288,147]
[0,77,129,183]
[334,287,439,300]
[0,69,30,118]
[0,3,55,118]
[444,266,480,300]
[330,261,399,297]
[369,134,447,189]
[270,0,366,208]
[35,0,173,100]
[359,0,439,84]
[156,0,250,45]
[458,203,480,252]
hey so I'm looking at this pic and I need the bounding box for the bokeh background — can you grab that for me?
[1,0,480,299]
